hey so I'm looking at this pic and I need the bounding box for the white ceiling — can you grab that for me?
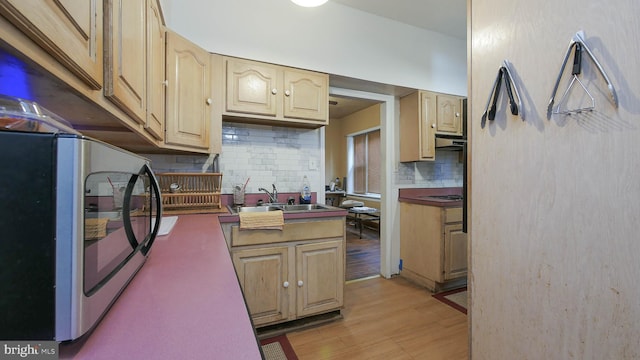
[331,0,467,40]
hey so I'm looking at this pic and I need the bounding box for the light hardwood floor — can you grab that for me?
[287,276,468,360]
[346,224,380,281]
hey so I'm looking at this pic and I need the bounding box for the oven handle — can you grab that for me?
[121,164,162,255]
[141,164,162,256]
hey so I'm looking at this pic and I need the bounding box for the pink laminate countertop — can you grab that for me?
[398,187,463,207]
[59,214,262,360]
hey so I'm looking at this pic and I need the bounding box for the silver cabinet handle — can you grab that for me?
[431,123,436,128]
[283,281,289,288]
[271,88,278,95]
[206,98,212,105]
[297,280,304,287]
[284,90,291,96]
[455,112,460,117]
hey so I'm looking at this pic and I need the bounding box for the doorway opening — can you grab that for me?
[325,88,395,281]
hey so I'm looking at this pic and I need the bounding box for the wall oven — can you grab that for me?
[0,97,161,342]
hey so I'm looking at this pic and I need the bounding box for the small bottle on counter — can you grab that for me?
[300,175,311,204]
[334,177,341,190]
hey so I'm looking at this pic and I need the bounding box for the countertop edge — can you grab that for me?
[398,187,464,207]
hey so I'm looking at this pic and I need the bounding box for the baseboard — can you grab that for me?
[256,310,343,339]
[400,268,467,293]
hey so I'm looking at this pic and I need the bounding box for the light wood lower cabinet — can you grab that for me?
[443,223,467,280]
[232,246,290,325]
[295,240,344,317]
[228,218,345,327]
[400,203,467,291]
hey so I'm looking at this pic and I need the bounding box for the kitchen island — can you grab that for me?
[59,213,262,360]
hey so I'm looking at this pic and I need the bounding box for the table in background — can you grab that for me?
[347,207,380,239]
[325,191,346,207]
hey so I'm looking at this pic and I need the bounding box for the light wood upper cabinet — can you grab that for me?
[223,56,328,127]
[165,30,211,151]
[104,0,165,140]
[400,91,465,162]
[225,58,278,117]
[0,0,103,89]
[104,0,146,124]
[283,68,328,122]
[400,91,436,162]
[435,94,463,136]
[145,0,165,140]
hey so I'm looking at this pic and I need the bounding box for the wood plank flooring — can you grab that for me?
[287,276,469,360]
[346,223,380,281]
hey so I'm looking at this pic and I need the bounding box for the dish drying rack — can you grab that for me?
[156,173,223,214]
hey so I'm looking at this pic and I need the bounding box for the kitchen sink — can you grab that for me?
[281,204,330,211]
[228,205,283,213]
[227,203,334,214]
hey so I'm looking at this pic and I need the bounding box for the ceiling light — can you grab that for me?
[291,0,328,7]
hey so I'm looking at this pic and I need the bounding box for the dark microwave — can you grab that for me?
[0,129,161,342]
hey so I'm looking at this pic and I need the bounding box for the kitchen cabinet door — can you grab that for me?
[223,56,329,128]
[400,203,467,291]
[0,0,103,89]
[104,0,146,124]
[400,91,436,161]
[436,94,462,135]
[295,240,344,317]
[443,223,467,280]
[225,58,278,117]
[232,246,291,326]
[145,0,165,140]
[165,30,211,151]
[420,92,438,159]
[283,68,328,122]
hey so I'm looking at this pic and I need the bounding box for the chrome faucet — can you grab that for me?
[258,184,278,203]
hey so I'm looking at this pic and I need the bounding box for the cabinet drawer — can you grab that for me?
[231,219,344,247]
[444,207,462,223]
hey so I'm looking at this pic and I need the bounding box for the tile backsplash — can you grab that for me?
[218,123,322,194]
[396,150,464,188]
[146,124,463,195]
[145,122,322,195]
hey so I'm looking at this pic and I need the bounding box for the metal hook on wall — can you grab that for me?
[481,59,524,128]
[547,31,618,118]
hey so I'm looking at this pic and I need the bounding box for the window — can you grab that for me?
[348,128,380,195]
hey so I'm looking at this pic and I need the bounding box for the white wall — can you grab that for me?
[160,0,467,96]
